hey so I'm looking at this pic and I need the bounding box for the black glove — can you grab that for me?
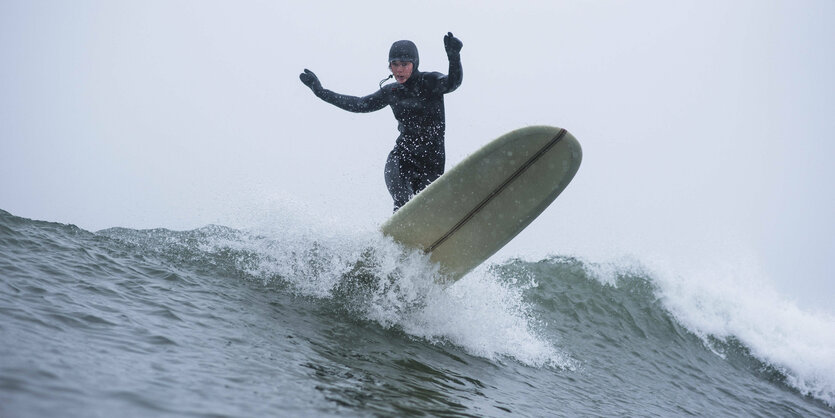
[299,69,322,92]
[444,32,463,58]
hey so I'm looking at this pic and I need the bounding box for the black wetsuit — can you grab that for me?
[312,56,463,211]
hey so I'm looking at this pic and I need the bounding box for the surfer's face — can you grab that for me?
[390,61,414,83]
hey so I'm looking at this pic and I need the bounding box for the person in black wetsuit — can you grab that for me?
[299,32,463,211]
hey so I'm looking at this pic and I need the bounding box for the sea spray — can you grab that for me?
[244,228,575,369]
[402,266,576,369]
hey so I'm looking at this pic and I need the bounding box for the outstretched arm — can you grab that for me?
[300,69,387,113]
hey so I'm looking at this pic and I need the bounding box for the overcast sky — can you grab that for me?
[2,1,833,312]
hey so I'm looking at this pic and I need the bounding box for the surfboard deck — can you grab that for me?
[380,125,582,282]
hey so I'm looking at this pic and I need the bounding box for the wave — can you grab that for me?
[2,208,833,408]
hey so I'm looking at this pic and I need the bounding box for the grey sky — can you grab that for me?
[2,1,833,312]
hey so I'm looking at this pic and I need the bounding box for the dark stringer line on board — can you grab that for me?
[425,128,568,253]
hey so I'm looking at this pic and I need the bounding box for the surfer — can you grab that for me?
[300,32,463,211]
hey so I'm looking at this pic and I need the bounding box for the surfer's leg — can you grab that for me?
[384,148,413,212]
[412,145,445,194]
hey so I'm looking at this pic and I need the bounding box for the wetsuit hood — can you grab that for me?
[389,40,419,71]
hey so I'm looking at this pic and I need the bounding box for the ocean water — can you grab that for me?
[1,208,833,417]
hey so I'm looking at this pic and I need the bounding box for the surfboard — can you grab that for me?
[380,125,582,282]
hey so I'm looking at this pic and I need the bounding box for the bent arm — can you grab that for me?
[315,88,388,113]
[425,54,463,96]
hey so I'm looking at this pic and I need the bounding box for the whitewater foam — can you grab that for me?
[656,258,835,406]
[193,206,574,370]
[403,267,576,369]
[579,247,835,407]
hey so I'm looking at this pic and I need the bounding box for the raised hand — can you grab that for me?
[444,32,463,57]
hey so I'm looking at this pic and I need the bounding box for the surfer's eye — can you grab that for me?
[390,61,410,68]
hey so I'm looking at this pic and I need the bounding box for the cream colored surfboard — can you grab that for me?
[380,125,582,282]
